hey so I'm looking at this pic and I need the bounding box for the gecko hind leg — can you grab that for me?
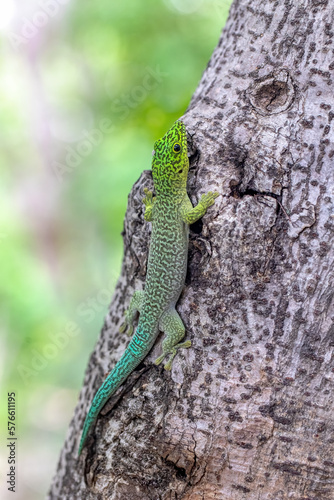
[119,290,144,337]
[154,308,191,371]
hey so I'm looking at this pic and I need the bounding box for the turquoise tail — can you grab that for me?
[78,326,156,455]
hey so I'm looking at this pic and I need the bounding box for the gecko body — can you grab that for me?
[78,121,218,455]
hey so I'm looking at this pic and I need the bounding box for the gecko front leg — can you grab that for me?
[181,191,219,225]
[142,187,156,222]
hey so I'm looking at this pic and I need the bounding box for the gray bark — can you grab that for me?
[48,0,334,498]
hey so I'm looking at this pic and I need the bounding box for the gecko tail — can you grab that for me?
[78,329,155,456]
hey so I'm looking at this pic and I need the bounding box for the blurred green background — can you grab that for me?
[0,0,231,498]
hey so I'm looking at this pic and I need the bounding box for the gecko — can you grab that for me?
[78,120,218,455]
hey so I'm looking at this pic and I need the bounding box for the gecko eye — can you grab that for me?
[173,143,181,152]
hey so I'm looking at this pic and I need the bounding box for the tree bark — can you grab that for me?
[49,0,334,498]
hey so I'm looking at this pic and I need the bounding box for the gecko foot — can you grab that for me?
[154,340,192,370]
[119,321,133,337]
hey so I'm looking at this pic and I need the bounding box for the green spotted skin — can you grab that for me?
[78,121,218,456]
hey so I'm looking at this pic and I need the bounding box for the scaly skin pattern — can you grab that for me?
[78,121,218,456]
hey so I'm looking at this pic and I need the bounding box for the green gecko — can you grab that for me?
[78,120,218,456]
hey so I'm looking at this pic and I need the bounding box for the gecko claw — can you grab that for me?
[154,354,165,366]
[119,322,127,334]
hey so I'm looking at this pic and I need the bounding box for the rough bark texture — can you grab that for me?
[49,0,334,498]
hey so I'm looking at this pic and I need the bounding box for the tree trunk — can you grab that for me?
[48,0,334,498]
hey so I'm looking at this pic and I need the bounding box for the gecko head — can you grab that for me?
[152,120,189,196]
